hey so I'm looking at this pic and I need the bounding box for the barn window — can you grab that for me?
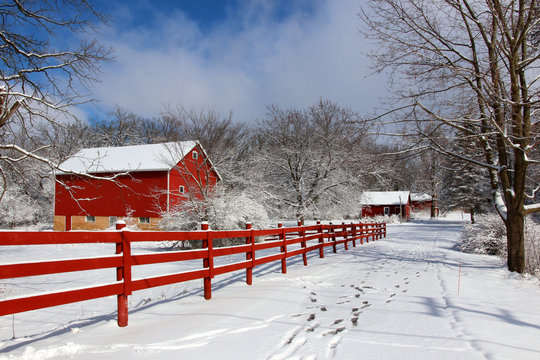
[109,216,117,227]
[86,215,95,222]
[192,151,199,160]
[384,207,390,215]
[179,185,185,194]
[139,217,150,224]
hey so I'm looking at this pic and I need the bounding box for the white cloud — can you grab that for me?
[91,0,388,123]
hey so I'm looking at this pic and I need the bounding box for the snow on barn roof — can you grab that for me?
[57,141,198,174]
[411,193,432,202]
[361,191,410,205]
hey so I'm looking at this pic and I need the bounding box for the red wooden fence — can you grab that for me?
[0,221,386,327]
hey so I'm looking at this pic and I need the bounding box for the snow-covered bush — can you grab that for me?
[460,213,540,278]
[459,214,506,255]
[368,215,401,224]
[0,186,39,228]
[525,220,540,277]
[159,189,271,248]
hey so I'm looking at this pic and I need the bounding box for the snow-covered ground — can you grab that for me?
[1,218,540,359]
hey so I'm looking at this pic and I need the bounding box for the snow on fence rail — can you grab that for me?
[0,221,386,327]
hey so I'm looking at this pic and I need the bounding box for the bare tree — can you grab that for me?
[360,0,540,272]
[0,0,111,199]
[254,100,370,221]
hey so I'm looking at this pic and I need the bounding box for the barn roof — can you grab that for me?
[56,141,200,174]
[361,191,410,205]
[411,193,432,202]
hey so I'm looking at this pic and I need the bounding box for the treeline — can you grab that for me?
[2,98,509,230]
[1,99,421,229]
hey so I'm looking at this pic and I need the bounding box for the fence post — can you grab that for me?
[278,222,287,274]
[246,223,253,285]
[298,220,308,266]
[115,221,129,327]
[351,222,357,247]
[317,220,324,258]
[383,222,387,238]
[342,222,349,250]
[201,222,213,300]
[359,223,364,245]
[330,222,337,253]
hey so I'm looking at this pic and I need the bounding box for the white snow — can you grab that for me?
[56,141,197,174]
[1,219,540,359]
[361,191,410,205]
[411,193,432,202]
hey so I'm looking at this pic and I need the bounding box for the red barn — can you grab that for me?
[411,193,433,212]
[361,191,411,220]
[53,141,220,231]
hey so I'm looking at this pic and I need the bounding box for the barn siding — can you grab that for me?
[55,171,168,220]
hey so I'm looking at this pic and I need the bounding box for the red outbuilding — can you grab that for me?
[361,191,411,220]
[53,141,220,231]
[411,193,433,212]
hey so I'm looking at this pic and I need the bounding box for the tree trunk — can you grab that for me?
[430,196,438,218]
[505,210,526,273]
[470,206,475,224]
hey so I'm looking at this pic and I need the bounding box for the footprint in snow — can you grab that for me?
[307,314,316,321]
[361,301,371,309]
[333,319,344,325]
[323,327,346,337]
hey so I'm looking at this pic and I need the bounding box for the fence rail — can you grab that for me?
[0,221,386,327]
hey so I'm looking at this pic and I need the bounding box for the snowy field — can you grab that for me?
[1,218,540,360]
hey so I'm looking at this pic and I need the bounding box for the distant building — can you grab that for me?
[411,193,433,212]
[361,191,411,220]
[54,141,220,231]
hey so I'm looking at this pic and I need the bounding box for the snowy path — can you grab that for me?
[1,220,540,359]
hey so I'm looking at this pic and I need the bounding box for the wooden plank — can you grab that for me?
[0,232,120,245]
[213,244,251,257]
[125,231,206,242]
[0,256,122,279]
[131,249,207,265]
[253,241,281,251]
[213,261,250,276]
[254,253,283,266]
[131,269,209,291]
[0,283,123,316]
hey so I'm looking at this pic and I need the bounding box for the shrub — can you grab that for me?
[460,213,540,277]
[525,220,540,277]
[459,214,506,256]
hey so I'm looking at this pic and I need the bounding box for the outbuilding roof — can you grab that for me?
[56,141,199,174]
[361,191,411,206]
[411,193,432,202]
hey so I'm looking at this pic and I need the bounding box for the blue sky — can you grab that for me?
[84,0,387,123]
